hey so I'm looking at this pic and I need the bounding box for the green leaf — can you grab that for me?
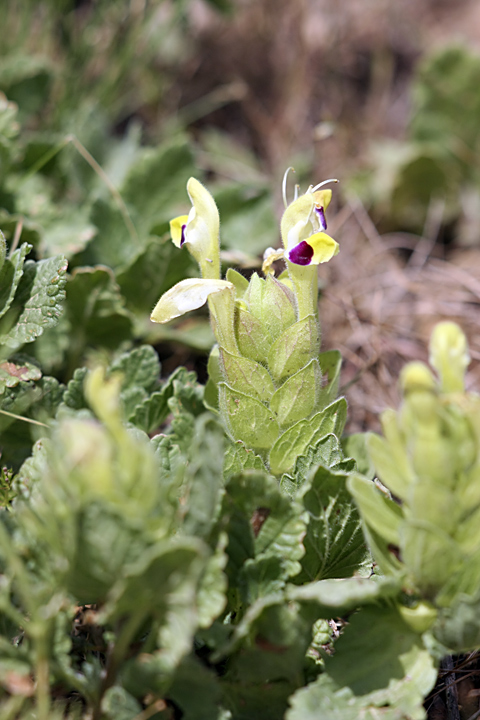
[130,366,197,433]
[296,466,370,582]
[0,254,68,353]
[197,533,228,628]
[122,139,196,238]
[0,378,43,432]
[65,266,132,350]
[270,359,320,428]
[280,434,346,495]
[101,686,142,720]
[226,267,249,298]
[224,470,306,582]
[238,556,288,605]
[286,575,399,616]
[268,315,320,384]
[182,415,226,540]
[111,345,160,389]
[117,234,195,314]
[40,208,97,259]
[223,441,266,481]
[220,348,275,403]
[167,655,224,720]
[287,606,437,720]
[219,383,279,451]
[62,367,88,410]
[0,242,31,320]
[269,398,348,476]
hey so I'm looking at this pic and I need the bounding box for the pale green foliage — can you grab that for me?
[351,322,480,653]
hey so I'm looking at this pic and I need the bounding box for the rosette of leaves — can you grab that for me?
[150,175,346,476]
[349,321,480,651]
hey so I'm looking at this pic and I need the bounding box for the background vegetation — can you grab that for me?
[1,1,480,718]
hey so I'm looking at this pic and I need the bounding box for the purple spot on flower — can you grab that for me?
[288,240,313,265]
[315,205,327,231]
[180,224,187,246]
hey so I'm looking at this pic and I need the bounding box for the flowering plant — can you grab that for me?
[151,173,345,475]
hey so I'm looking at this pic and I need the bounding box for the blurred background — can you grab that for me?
[2,0,480,433]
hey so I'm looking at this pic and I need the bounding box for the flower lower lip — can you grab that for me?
[288,240,314,265]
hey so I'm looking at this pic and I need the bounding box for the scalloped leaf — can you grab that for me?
[269,398,347,477]
[0,242,31,320]
[296,465,370,582]
[0,254,67,353]
[223,470,307,583]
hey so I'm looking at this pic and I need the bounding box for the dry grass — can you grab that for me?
[320,199,480,434]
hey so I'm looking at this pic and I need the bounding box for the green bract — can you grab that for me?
[151,176,343,474]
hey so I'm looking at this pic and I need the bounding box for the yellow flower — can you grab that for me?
[169,177,220,280]
[280,179,339,266]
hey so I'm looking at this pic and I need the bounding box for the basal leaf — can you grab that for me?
[280,434,346,495]
[101,686,142,720]
[296,466,370,582]
[286,575,399,617]
[223,470,306,583]
[109,344,160,402]
[167,655,224,720]
[65,266,132,349]
[181,415,226,540]
[62,367,88,410]
[0,358,41,394]
[287,606,437,720]
[0,254,68,353]
[197,533,228,628]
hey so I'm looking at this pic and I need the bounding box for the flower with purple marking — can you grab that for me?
[280,177,339,267]
[169,177,220,280]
